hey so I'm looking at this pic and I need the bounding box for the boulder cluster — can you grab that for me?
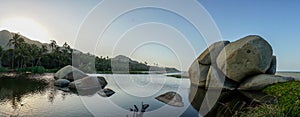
[54,65,115,97]
[189,35,295,90]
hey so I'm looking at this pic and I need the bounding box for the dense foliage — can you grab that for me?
[0,33,178,73]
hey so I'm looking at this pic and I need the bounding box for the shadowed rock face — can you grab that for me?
[97,88,115,97]
[68,76,107,90]
[188,60,210,87]
[266,56,277,74]
[54,65,88,81]
[54,79,70,87]
[217,35,273,82]
[155,91,184,107]
[238,74,295,90]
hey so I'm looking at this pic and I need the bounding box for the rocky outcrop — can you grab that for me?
[54,65,88,81]
[155,91,184,107]
[68,76,107,90]
[188,41,229,87]
[97,88,115,97]
[197,41,230,65]
[205,66,238,90]
[189,35,294,91]
[217,35,273,82]
[238,74,295,90]
[188,60,209,87]
[54,79,70,87]
[266,56,277,74]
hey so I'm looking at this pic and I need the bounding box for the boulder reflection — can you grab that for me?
[189,85,275,117]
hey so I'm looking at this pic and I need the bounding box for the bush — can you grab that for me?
[16,66,46,74]
[0,67,8,72]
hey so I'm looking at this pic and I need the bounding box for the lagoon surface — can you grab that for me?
[0,73,299,117]
[0,74,199,117]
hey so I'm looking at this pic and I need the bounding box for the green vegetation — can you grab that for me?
[239,81,300,117]
[0,33,179,74]
[0,67,8,72]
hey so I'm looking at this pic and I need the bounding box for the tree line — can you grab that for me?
[0,33,159,73]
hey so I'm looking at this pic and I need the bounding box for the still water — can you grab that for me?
[0,74,199,117]
[0,73,299,117]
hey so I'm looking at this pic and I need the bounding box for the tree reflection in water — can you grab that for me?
[0,76,48,114]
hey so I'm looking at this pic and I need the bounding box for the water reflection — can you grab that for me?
[0,76,48,112]
[188,85,277,117]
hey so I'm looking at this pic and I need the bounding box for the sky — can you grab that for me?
[0,0,299,71]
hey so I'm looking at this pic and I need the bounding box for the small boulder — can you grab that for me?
[205,66,238,90]
[68,76,108,90]
[188,60,210,87]
[266,56,277,74]
[97,88,115,97]
[155,91,184,107]
[54,65,88,81]
[198,41,230,65]
[238,74,295,90]
[217,35,273,82]
[54,79,70,87]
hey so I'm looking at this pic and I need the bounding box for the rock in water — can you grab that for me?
[238,74,295,90]
[266,56,277,74]
[188,60,210,87]
[217,35,273,82]
[54,65,88,81]
[97,88,115,97]
[155,91,184,107]
[97,76,108,89]
[205,66,238,90]
[54,79,70,87]
[197,41,230,65]
[68,76,108,90]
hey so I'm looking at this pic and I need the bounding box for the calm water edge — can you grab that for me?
[0,72,299,117]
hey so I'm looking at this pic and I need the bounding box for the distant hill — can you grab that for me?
[111,55,180,73]
[0,30,48,49]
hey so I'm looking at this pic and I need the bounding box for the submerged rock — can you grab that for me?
[238,74,295,90]
[155,91,184,107]
[54,65,88,81]
[217,35,273,82]
[97,88,115,97]
[54,79,70,87]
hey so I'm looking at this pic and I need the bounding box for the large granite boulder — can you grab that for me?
[68,76,108,90]
[205,66,238,90]
[238,74,295,90]
[266,56,277,74]
[217,35,273,82]
[54,65,88,81]
[155,91,184,107]
[54,79,70,87]
[188,60,210,87]
[198,41,230,65]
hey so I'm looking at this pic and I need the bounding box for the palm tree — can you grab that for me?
[36,45,48,66]
[0,46,3,67]
[7,33,25,68]
[49,40,57,52]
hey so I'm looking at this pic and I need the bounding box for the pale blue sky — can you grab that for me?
[0,0,299,71]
